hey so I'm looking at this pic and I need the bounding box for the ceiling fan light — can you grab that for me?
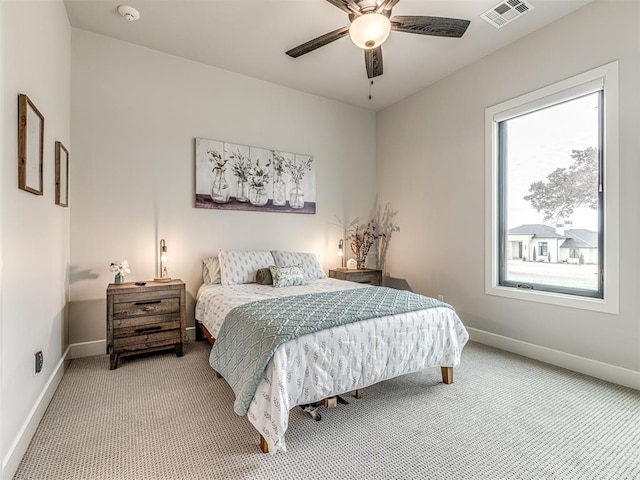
[349,13,391,49]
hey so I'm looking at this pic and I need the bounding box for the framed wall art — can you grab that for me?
[55,141,69,207]
[195,138,316,214]
[18,94,45,195]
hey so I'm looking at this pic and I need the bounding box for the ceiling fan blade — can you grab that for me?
[391,16,470,38]
[364,46,383,79]
[286,26,350,58]
[325,0,361,16]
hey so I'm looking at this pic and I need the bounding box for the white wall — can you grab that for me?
[69,30,377,345]
[1,1,71,477]
[376,1,640,374]
[0,1,5,467]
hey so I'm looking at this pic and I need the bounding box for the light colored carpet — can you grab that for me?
[14,341,640,479]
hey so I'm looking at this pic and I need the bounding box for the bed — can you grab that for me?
[195,250,469,453]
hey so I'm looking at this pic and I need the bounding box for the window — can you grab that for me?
[538,242,548,257]
[485,62,619,314]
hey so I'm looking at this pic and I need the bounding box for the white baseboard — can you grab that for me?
[467,327,640,390]
[69,327,197,359]
[186,326,196,341]
[69,339,106,359]
[2,346,70,480]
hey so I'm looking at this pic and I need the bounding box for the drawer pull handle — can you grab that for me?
[134,326,162,333]
[134,300,162,306]
[359,280,373,284]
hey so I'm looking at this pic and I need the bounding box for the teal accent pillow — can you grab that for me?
[270,264,307,288]
[256,267,273,285]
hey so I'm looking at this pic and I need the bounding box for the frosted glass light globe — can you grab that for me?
[349,13,391,49]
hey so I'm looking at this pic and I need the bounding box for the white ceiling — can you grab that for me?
[64,0,593,110]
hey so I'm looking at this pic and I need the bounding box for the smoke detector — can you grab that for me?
[117,5,140,22]
[481,0,533,29]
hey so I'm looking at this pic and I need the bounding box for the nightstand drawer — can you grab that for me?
[113,297,179,318]
[113,329,180,352]
[347,272,380,284]
[113,313,181,338]
[328,268,382,286]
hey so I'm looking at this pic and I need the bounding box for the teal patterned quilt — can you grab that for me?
[209,286,453,416]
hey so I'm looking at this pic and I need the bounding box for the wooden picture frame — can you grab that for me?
[18,94,45,195]
[55,141,69,207]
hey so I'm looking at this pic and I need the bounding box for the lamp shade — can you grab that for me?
[349,13,391,49]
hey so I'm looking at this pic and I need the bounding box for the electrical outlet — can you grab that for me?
[437,294,444,302]
[34,351,43,374]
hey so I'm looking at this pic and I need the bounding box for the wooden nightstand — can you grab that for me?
[106,279,186,370]
[328,268,382,286]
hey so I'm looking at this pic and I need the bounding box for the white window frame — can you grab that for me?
[485,62,619,314]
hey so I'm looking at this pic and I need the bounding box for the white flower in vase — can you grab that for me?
[109,260,131,284]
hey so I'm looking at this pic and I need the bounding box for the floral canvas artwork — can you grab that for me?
[195,138,316,214]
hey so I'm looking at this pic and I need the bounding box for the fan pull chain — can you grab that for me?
[368,80,374,100]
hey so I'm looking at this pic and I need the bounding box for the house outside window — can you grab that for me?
[538,242,548,257]
[485,62,619,314]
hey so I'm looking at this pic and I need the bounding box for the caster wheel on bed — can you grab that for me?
[301,403,322,421]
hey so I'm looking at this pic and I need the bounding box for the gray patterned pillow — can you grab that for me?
[219,250,276,285]
[202,256,221,285]
[270,264,307,288]
[271,251,327,280]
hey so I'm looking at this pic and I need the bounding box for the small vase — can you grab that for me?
[211,169,230,204]
[114,273,124,284]
[249,186,268,207]
[236,179,249,202]
[289,182,304,209]
[357,257,366,269]
[272,174,286,206]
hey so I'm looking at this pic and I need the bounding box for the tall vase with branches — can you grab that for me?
[334,201,399,273]
[348,220,385,269]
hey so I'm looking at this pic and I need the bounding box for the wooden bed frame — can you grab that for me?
[197,321,454,453]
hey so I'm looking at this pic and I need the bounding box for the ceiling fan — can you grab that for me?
[286,0,471,79]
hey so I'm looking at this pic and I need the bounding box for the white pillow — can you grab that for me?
[219,250,275,285]
[202,256,221,285]
[270,264,307,288]
[271,251,326,280]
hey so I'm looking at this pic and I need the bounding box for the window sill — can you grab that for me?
[486,284,618,314]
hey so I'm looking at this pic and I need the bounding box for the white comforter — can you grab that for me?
[195,279,469,453]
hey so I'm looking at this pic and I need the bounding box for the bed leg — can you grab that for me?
[214,370,222,379]
[259,435,269,453]
[321,396,337,408]
[441,366,453,384]
[353,389,363,399]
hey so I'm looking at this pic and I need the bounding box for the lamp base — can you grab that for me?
[153,277,172,283]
